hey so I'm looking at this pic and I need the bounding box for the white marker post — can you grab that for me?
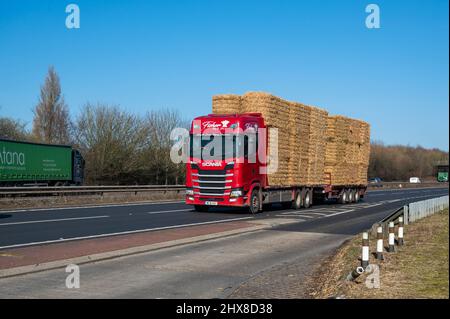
[388,222,395,252]
[398,216,404,246]
[362,232,369,268]
[376,225,384,260]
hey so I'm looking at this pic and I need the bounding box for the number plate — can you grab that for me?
[205,201,218,206]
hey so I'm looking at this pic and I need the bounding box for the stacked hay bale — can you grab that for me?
[211,92,370,186]
[288,102,328,185]
[242,92,291,185]
[212,94,242,114]
[324,116,370,185]
[212,92,328,186]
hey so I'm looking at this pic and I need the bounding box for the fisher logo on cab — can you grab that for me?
[201,120,231,129]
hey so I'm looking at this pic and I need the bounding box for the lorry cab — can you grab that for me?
[72,149,85,185]
[186,113,266,211]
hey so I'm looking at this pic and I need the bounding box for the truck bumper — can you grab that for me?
[185,195,249,208]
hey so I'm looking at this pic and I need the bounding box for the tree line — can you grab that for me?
[1,67,448,184]
[368,142,448,181]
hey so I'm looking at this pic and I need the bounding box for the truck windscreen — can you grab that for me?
[189,134,257,161]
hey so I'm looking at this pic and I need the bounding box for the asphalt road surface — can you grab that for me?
[0,187,448,298]
[0,187,448,249]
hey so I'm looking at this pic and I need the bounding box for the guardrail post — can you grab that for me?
[397,216,404,246]
[376,225,384,260]
[388,222,395,252]
[403,205,409,225]
[362,232,369,268]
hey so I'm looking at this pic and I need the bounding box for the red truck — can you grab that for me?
[185,113,367,213]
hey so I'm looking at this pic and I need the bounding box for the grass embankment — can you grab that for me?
[309,209,449,299]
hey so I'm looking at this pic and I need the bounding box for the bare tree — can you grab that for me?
[74,103,149,184]
[0,115,29,140]
[143,109,187,185]
[32,66,71,144]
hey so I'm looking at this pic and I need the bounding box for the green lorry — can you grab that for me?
[0,138,85,186]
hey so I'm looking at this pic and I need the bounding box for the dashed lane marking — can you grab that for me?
[0,215,110,226]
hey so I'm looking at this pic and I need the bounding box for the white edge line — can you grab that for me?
[146,209,190,215]
[0,200,185,214]
[0,215,109,226]
[0,216,253,250]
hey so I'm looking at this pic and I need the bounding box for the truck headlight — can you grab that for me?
[230,189,243,198]
[186,188,194,196]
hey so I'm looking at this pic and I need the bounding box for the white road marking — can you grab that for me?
[297,212,328,216]
[0,200,186,214]
[0,216,253,250]
[323,209,355,218]
[287,214,316,219]
[146,209,191,215]
[0,215,109,226]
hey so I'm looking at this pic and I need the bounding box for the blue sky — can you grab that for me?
[0,0,448,150]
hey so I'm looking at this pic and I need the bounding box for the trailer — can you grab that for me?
[0,138,85,186]
[185,113,367,213]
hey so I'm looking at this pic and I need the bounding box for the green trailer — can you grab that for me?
[0,138,85,186]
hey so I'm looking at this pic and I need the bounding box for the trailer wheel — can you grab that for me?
[303,190,312,209]
[349,189,355,203]
[194,205,209,212]
[249,189,261,214]
[338,190,347,204]
[354,190,360,202]
[292,191,302,210]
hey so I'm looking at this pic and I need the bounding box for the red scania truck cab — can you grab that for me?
[185,113,267,213]
[185,113,367,213]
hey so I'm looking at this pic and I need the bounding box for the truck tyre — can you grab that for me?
[249,189,261,214]
[292,191,302,210]
[303,190,312,209]
[349,189,355,203]
[354,190,360,202]
[194,205,209,212]
[338,190,347,204]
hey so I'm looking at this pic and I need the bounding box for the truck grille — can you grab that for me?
[192,169,233,196]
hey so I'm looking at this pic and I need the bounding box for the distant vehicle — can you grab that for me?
[0,138,85,186]
[437,171,449,182]
[409,177,421,184]
[436,165,449,182]
[368,177,383,187]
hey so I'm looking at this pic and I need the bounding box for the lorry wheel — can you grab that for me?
[338,190,347,204]
[194,205,209,212]
[292,191,302,210]
[349,189,355,203]
[249,190,261,214]
[303,190,312,209]
[354,190,360,202]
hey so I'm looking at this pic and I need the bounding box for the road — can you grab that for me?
[0,187,448,298]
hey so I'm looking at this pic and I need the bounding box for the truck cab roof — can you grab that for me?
[190,113,265,134]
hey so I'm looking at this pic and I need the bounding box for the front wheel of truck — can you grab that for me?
[249,189,261,214]
[194,205,209,212]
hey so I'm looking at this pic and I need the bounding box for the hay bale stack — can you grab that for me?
[210,92,370,187]
[324,116,370,185]
[242,92,291,186]
[212,94,242,114]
